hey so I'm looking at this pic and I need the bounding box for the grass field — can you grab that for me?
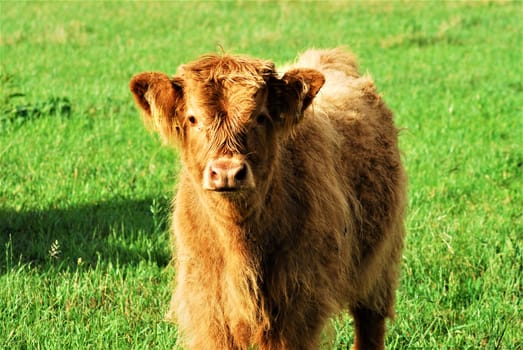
[1,1,521,349]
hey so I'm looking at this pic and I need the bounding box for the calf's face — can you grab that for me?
[130,55,324,213]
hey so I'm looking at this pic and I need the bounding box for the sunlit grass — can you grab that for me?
[1,1,521,349]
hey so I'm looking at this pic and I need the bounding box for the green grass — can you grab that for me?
[1,1,521,349]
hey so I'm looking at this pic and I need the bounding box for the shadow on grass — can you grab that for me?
[0,197,172,273]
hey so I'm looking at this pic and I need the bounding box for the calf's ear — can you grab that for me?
[129,72,184,143]
[269,68,325,129]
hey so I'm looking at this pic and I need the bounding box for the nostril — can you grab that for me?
[234,164,248,182]
[210,169,219,181]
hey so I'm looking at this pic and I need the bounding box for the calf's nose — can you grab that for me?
[204,158,252,191]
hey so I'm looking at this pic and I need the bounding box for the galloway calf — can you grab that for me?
[130,48,406,350]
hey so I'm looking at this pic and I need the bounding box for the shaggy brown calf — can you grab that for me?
[130,48,406,350]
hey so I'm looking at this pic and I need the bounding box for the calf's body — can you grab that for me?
[130,48,406,350]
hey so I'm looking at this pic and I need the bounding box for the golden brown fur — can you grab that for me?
[130,48,406,350]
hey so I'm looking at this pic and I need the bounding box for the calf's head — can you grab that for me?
[130,54,324,214]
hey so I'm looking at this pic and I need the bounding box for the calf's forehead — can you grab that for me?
[178,54,274,120]
[185,81,267,121]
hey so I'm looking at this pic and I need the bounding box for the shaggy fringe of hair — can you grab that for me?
[179,54,275,88]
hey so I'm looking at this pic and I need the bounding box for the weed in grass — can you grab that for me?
[0,72,71,130]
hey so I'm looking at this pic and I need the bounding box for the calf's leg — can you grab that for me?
[351,306,386,350]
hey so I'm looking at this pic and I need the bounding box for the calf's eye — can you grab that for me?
[256,113,269,125]
[188,115,197,125]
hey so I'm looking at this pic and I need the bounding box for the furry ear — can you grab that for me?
[282,68,325,112]
[268,68,325,129]
[129,72,184,143]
